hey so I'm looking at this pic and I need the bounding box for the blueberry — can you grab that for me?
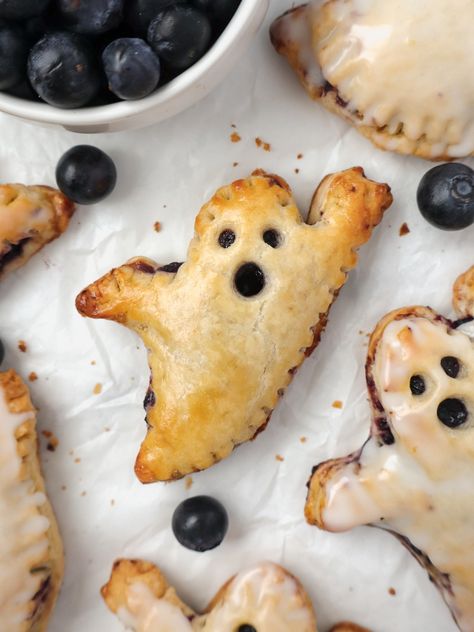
[103,38,160,100]
[0,0,50,20]
[56,0,124,35]
[125,0,177,36]
[28,32,100,108]
[148,5,211,71]
[417,163,474,231]
[56,145,117,205]
[437,398,468,428]
[0,338,4,366]
[191,0,240,25]
[172,495,228,552]
[0,23,29,91]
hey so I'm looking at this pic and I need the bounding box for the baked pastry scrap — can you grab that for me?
[306,266,474,631]
[102,559,369,631]
[76,168,392,482]
[0,370,63,631]
[0,183,75,280]
[271,1,474,160]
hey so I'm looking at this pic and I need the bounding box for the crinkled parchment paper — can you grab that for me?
[0,2,472,630]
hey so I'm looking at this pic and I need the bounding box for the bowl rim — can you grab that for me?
[0,0,263,125]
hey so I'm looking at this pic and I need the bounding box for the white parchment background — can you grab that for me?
[1,2,473,630]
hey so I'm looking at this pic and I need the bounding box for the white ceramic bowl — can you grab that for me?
[0,0,269,133]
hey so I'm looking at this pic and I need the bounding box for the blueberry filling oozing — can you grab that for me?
[143,387,156,409]
[441,356,461,378]
[218,229,235,248]
[437,398,468,428]
[0,237,31,271]
[410,375,426,396]
[237,626,257,632]
[158,261,183,273]
[234,263,265,297]
[262,229,281,248]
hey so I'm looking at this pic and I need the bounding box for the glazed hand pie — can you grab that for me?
[271,1,474,160]
[76,168,392,482]
[0,184,75,280]
[0,370,63,631]
[306,266,474,631]
[101,559,368,632]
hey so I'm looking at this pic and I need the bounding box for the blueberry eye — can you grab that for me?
[237,626,257,632]
[219,230,235,248]
[234,263,265,297]
[437,398,468,428]
[410,375,425,395]
[441,356,460,378]
[263,229,281,248]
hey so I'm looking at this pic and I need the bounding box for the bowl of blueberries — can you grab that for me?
[0,0,268,132]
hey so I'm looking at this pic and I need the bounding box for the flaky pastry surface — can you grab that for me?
[0,370,63,631]
[102,559,367,631]
[76,169,391,482]
[271,1,474,160]
[306,268,474,631]
[0,184,75,280]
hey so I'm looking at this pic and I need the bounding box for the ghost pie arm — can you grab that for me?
[453,265,474,318]
[76,257,173,326]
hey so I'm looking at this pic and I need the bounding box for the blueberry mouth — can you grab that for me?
[234,262,265,298]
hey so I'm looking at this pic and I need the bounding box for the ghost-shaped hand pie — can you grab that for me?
[0,184,75,280]
[0,370,63,631]
[76,168,391,483]
[101,559,369,632]
[306,266,474,631]
[271,1,474,160]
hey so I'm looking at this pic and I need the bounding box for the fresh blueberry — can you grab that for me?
[148,5,211,71]
[191,0,240,25]
[103,38,160,100]
[0,338,4,366]
[28,32,100,108]
[56,0,124,35]
[56,145,117,205]
[417,163,474,231]
[0,0,50,20]
[125,0,177,36]
[0,23,29,91]
[172,495,228,552]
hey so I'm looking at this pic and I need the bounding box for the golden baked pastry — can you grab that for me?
[0,184,75,280]
[0,370,64,631]
[306,266,474,631]
[271,1,474,160]
[102,559,369,631]
[76,168,391,483]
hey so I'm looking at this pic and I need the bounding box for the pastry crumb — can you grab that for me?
[231,123,236,128]
[154,221,162,232]
[399,222,410,236]
[42,430,59,452]
[388,587,397,596]
[275,454,285,462]
[91,360,96,365]
[80,491,87,497]
[74,457,81,464]
[18,340,27,352]
[233,162,239,167]
[110,499,115,506]
[230,132,241,143]
[42,430,52,438]
[104,426,111,432]
[61,485,67,491]
[294,168,300,174]
[300,436,307,443]
[28,371,38,382]
[332,400,343,409]
[185,476,193,490]
[93,383,102,395]
[255,137,271,151]
[297,153,303,159]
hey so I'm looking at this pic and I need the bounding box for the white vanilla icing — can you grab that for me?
[321,317,474,631]
[118,562,315,632]
[0,384,51,629]
[312,0,474,156]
